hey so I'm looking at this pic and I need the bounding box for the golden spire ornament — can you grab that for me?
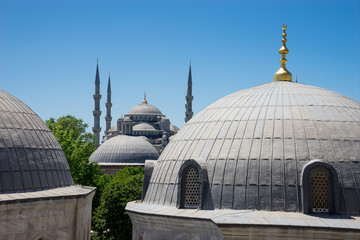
[274,23,292,81]
[142,91,148,104]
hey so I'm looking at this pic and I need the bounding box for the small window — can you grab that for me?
[183,166,200,208]
[302,161,340,214]
[310,167,331,213]
[178,159,208,210]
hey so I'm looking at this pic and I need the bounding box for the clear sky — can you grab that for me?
[1,0,359,136]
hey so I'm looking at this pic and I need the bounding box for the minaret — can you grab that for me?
[105,72,112,134]
[185,60,193,122]
[274,23,293,82]
[93,59,102,147]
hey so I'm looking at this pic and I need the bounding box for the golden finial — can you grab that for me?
[142,91,148,104]
[274,23,292,82]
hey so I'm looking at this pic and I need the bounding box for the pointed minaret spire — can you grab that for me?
[185,60,194,122]
[93,59,102,147]
[105,72,112,134]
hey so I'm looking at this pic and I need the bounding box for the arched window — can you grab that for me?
[301,161,340,214]
[178,159,208,209]
[182,166,200,208]
[309,167,332,213]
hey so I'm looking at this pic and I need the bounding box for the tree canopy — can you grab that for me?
[46,115,144,239]
[92,167,144,240]
[46,115,102,186]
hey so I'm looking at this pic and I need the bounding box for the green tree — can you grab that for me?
[46,115,104,207]
[92,167,144,240]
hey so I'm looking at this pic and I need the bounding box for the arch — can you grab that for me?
[301,160,340,214]
[177,159,208,209]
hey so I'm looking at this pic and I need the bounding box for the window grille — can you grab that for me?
[183,166,199,208]
[311,168,330,213]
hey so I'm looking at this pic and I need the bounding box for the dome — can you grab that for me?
[170,124,179,133]
[127,102,162,116]
[133,123,156,131]
[0,89,73,193]
[144,81,360,213]
[89,135,159,164]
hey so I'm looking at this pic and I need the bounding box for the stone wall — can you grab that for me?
[0,187,95,240]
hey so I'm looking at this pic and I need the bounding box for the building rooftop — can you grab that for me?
[0,89,73,193]
[89,135,159,164]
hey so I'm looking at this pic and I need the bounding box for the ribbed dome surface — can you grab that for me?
[144,82,360,212]
[133,123,156,131]
[0,89,73,193]
[89,135,159,164]
[127,103,162,116]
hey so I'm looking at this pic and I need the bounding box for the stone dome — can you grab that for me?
[89,135,159,164]
[133,123,156,131]
[0,89,73,193]
[144,81,360,213]
[127,103,162,116]
[170,124,179,133]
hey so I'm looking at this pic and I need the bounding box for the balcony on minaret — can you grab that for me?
[92,127,101,133]
[93,110,101,116]
[93,94,102,100]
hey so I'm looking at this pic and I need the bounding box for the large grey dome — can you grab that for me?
[127,103,162,116]
[0,89,73,193]
[89,135,159,164]
[144,81,360,213]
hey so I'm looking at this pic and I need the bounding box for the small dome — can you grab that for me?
[170,124,179,133]
[133,123,156,131]
[144,82,360,213]
[109,125,117,132]
[89,135,159,164]
[0,89,73,193]
[127,103,162,116]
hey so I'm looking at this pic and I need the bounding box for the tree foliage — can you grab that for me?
[92,167,144,240]
[46,115,102,186]
[47,116,143,239]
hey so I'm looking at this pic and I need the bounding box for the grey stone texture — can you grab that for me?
[89,135,159,164]
[127,202,360,240]
[143,82,360,214]
[0,89,73,193]
[0,186,95,240]
[127,102,163,116]
[0,88,95,239]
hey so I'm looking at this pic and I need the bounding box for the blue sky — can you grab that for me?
[1,0,359,135]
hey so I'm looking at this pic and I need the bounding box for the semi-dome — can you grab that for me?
[0,89,73,193]
[89,135,159,164]
[127,102,162,116]
[133,123,156,131]
[144,81,360,213]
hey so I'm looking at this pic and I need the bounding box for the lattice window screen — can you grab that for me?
[311,169,330,213]
[184,167,200,208]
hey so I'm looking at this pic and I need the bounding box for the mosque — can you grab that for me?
[0,90,94,239]
[126,24,360,239]
[89,61,193,173]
